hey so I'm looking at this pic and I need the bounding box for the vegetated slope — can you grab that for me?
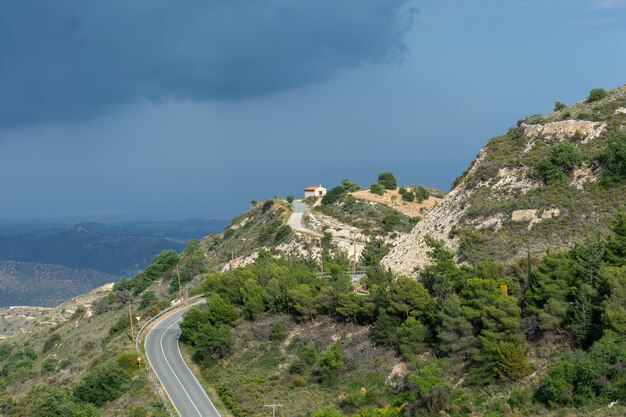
[0,261,116,307]
[0,252,189,417]
[384,84,626,275]
[201,199,303,270]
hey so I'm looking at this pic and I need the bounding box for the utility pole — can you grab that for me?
[264,402,283,417]
[318,240,324,275]
[176,265,183,303]
[128,300,134,343]
[353,241,357,275]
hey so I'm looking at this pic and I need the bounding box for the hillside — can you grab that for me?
[1,85,626,417]
[384,85,626,275]
[0,261,116,307]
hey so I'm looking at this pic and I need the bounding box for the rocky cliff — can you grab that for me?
[383,85,626,275]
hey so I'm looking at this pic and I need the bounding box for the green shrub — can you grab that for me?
[41,357,58,374]
[27,388,100,417]
[286,195,295,204]
[0,343,12,362]
[43,333,61,353]
[371,182,385,195]
[273,225,292,244]
[115,351,141,373]
[74,360,129,406]
[377,172,397,190]
[537,359,576,406]
[602,130,626,182]
[401,191,415,202]
[269,321,287,341]
[341,178,361,192]
[537,141,583,184]
[554,101,567,111]
[587,88,607,102]
[2,347,36,381]
[317,342,345,382]
[322,186,347,205]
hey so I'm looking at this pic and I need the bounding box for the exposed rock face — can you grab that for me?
[616,107,626,115]
[522,120,606,151]
[381,151,487,276]
[511,209,538,222]
[511,207,561,230]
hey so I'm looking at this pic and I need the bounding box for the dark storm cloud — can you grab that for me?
[0,0,416,125]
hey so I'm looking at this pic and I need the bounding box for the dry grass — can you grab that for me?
[350,189,441,217]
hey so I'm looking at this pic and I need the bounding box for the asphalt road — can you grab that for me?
[145,301,222,417]
[288,200,323,237]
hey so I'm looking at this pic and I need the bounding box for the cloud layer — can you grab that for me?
[0,0,416,125]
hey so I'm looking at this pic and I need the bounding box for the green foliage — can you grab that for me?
[377,172,398,190]
[207,293,238,325]
[42,332,61,352]
[536,141,583,184]
[525,251,575,332]
[41,357,58,374]
[414,185,430,203]
[587,88,607,102]
[313,406,345,417]
[286,195,295,204]
[269,321,287,341]
[322,186,347,205]
[602,130,626,182]
[388,277,435,320]
[554,101,567,111]
[115,350,141,373]
[606,213,626,266]
[401,190,415,202]
[537,359,576,406]
[114,249,179,295]
[273,225,292,244]
[191,323,233,364]
[0,342,11,362]
[381,211,402,233]
[397,317,427,359]
[2,347,36,381]
[341,178,361,192]
[369,182,385,196]
[406,361,450,415]
[27,388,100,417]
[317,342,345,382]
[601,266,626,335]
[437,294,477,357]
[74,360,129,406]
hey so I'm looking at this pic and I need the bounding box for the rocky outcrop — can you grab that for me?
[381,151,487,275]
[522,120,606,151]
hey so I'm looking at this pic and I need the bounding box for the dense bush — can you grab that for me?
[73,360,128,406]
[587,88,607,102]
[321,186,347,206]
[377,172,398,190]
[113,249,179,295]
[602,130,626,182]
[536,141,583,184]
[341,178,361,192]
[27,388,100,417]
[554,101,567,111]
[43,333,61,352]
[369,183,385,195]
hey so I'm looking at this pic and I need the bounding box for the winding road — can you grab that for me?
[145,301,222,417]
[287,200,323,237]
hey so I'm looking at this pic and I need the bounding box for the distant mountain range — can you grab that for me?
[0,261,115,307]
[0,218,229,306]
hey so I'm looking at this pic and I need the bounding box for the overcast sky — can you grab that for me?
[1,0,626,220]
